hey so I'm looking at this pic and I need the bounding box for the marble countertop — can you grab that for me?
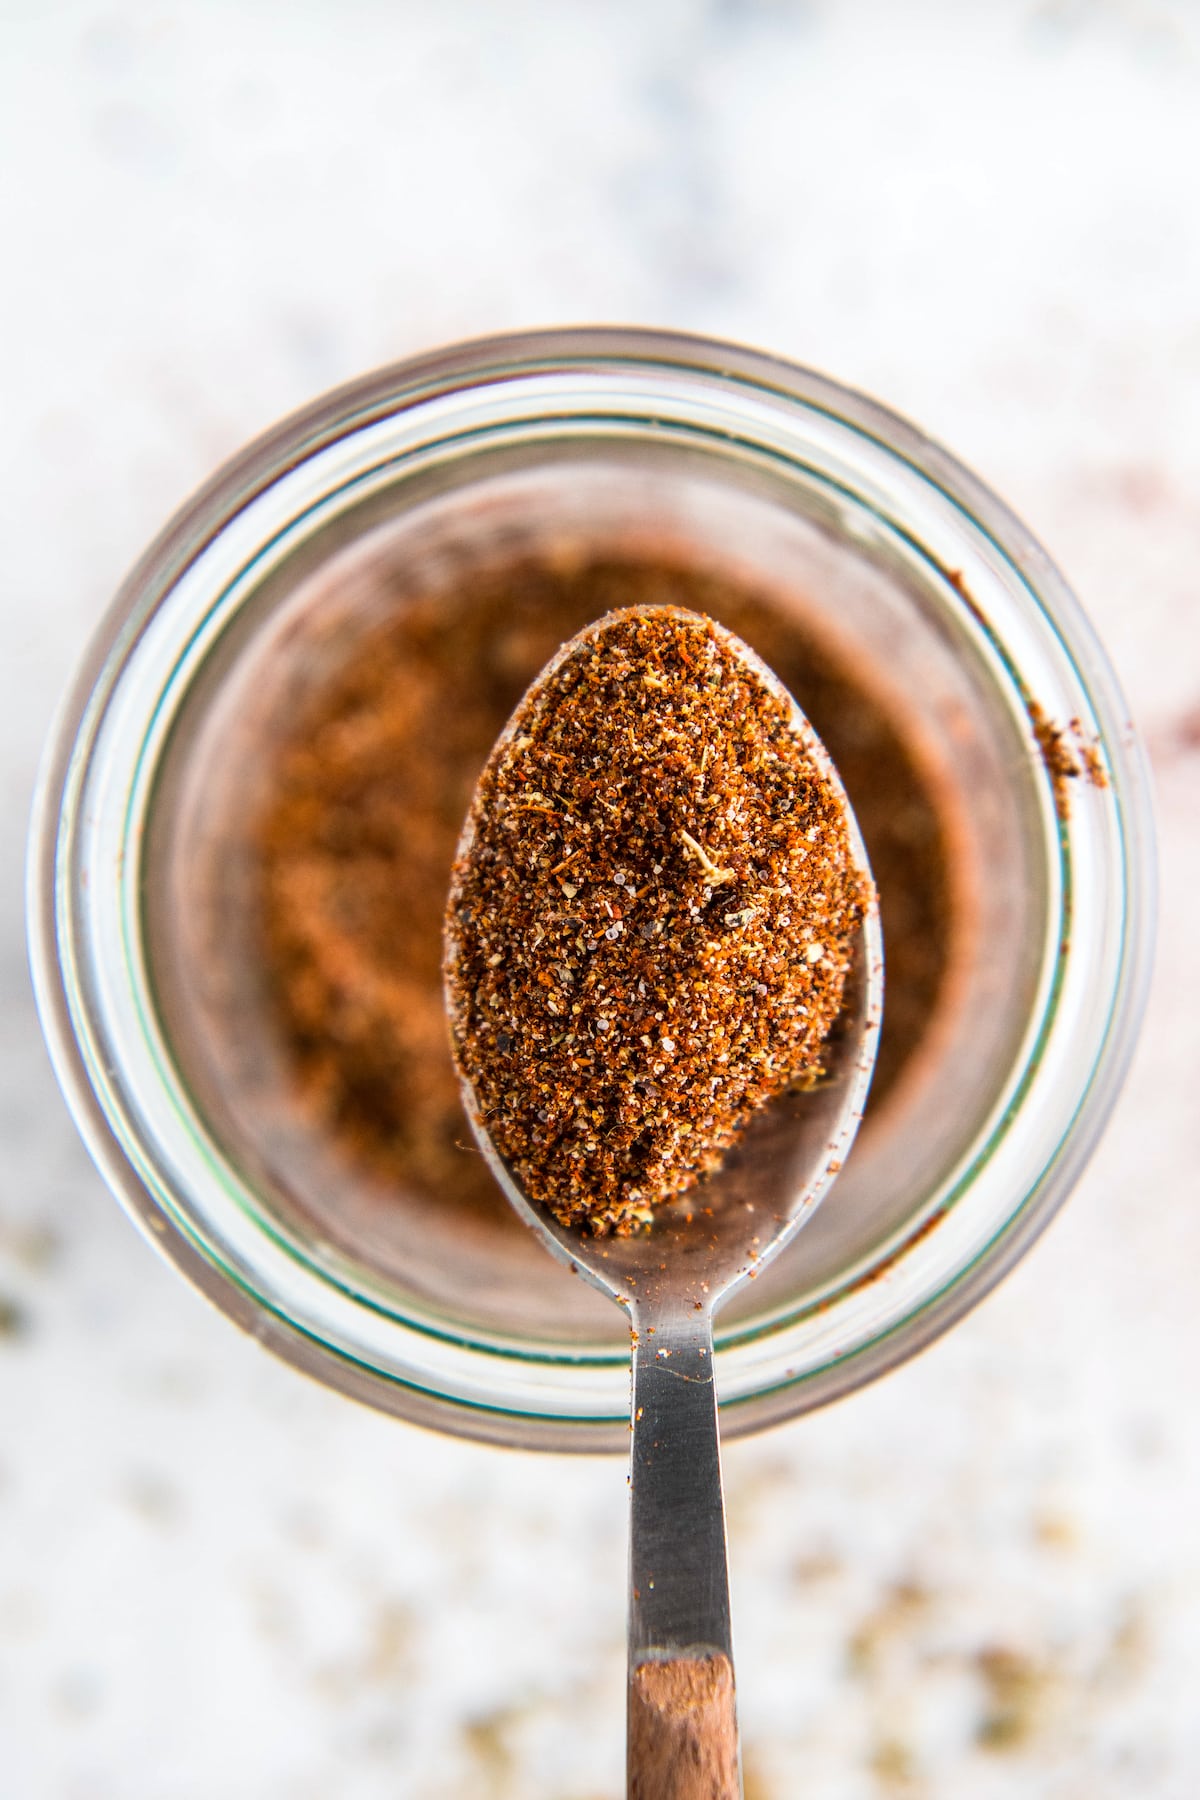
[3,3,1199,1795]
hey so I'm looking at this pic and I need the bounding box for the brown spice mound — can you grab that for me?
[444,607,869,1235]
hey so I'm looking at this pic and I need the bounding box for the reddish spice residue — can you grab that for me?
[1028,702,1109,823]
[842,1202,950,1301]
[1077,736,1109,791]
[1029,703,1082,821]
[444,607,868,1236]
[946,566,1111,820]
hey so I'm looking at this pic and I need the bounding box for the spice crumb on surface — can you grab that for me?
[444,606,869,1235]
[1029,701,1109,822]
[0,1294,31,1340]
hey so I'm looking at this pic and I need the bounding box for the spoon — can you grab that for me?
[446,619,883,1799]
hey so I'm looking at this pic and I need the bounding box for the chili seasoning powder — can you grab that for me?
[444,606,869,1235]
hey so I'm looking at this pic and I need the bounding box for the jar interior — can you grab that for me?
[142,450,1045,1351]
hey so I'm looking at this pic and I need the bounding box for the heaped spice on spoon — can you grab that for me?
[444,606,870,1236]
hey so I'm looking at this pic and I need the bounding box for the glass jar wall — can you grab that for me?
[28,330,1154,1448]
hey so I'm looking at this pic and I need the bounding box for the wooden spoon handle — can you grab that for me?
[628,1651,739,1799]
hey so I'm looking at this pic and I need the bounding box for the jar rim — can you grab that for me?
[27,327,1156,1450]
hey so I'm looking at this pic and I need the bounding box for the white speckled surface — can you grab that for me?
[3,3,1199,1795]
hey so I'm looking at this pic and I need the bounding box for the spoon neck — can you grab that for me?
[628,1293,716,1344]
[628,1305,731,1663]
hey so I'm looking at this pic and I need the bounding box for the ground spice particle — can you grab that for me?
[1028,701,1109,823]
[444,607,869,1236]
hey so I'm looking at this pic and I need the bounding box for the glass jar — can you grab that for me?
[28,328,1154,1450]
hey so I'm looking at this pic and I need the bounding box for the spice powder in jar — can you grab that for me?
[254,550,955,1236]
